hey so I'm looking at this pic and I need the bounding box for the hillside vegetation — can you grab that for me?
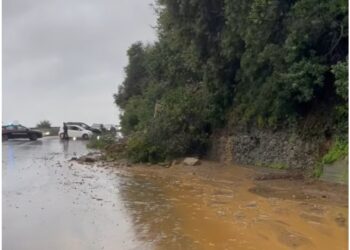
[114,0,348,163]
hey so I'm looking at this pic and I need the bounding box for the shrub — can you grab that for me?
[123,85,212,163]
[313,162,324,178]
[322,139,348,164]
[87,134,115,150]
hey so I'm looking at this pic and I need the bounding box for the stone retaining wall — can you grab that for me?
[209,126,322,172]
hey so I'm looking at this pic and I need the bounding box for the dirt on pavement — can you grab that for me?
[106,160,348,250]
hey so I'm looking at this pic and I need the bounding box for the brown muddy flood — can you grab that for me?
[2,137,348,250]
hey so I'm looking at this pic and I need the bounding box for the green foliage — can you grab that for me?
[256,161,288,170]
[332,59,348,101]
[114,0,348,162]
[114,42,150,109]
[313,163,324,178]
[341,168,348,183]
[269,162,288,170]
[230,0,347,125]
[126,132,165,163]
[322,139,348,164]
[124,85,212,163]
[314,138,348,178]
[36,120,51,129]
[331,59,348,136]
[87,134,115,150]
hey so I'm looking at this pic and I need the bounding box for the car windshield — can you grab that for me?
[5,125,16,130]
[80,124,90,129]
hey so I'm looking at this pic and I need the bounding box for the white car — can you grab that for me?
[59,125,93,140]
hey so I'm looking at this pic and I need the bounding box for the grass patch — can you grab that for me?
[321,139,348,164]
[313,163,324,178]
[313,138,348,178]
[269,162,288,170]
[256,161,288,170]
[341,168,348,183]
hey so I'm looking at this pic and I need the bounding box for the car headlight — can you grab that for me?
[44,131,50,136]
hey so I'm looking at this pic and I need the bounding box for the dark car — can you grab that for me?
[2,124,43,141]
[66,122,101,134]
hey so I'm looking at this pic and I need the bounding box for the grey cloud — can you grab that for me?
[3,0,157,127]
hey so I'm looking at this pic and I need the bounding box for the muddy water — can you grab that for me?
[123,165,348,250]
[3,138,348,250]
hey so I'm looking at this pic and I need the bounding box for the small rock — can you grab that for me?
[171,159,181,166]
[335,213,346,227]
[75,155,96,163]
[158,162,171,168]
[246,201,257,208]
[233,211,245,220]
[183,157,200,166]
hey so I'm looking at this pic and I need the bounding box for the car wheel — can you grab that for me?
[82,134,89,140]
[2,134,8,141]
[29,134,37,141]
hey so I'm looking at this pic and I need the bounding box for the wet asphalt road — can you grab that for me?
[2,137,146,250]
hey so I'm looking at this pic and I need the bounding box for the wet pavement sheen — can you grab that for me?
[3,138,146,250]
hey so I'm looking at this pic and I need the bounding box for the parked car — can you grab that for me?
[66,122,101,134]
[92,123,119,132]
[91,123,105,132]
[59,124,93,140]
[2,124,43,141]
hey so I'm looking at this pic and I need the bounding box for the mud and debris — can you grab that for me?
[254,172,304,181]
[2,137,348,250]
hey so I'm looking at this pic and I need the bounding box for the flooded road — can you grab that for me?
[3,138,145,250]
[3,137,348,250]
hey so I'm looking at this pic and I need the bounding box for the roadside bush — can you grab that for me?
[126,131,165,163]
[332,59,348,101]
[313,163,324,178]
[87,134,115,150]
[125,85,212,163]
[322,139,348,164]
[332,59,348,137]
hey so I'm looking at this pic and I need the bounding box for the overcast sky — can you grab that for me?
[3,0,157,127]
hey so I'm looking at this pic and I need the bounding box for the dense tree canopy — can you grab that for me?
[115,0,348,162]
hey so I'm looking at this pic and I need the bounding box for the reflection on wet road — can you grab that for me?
[2,137,348,250]
[3,138,145,250]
